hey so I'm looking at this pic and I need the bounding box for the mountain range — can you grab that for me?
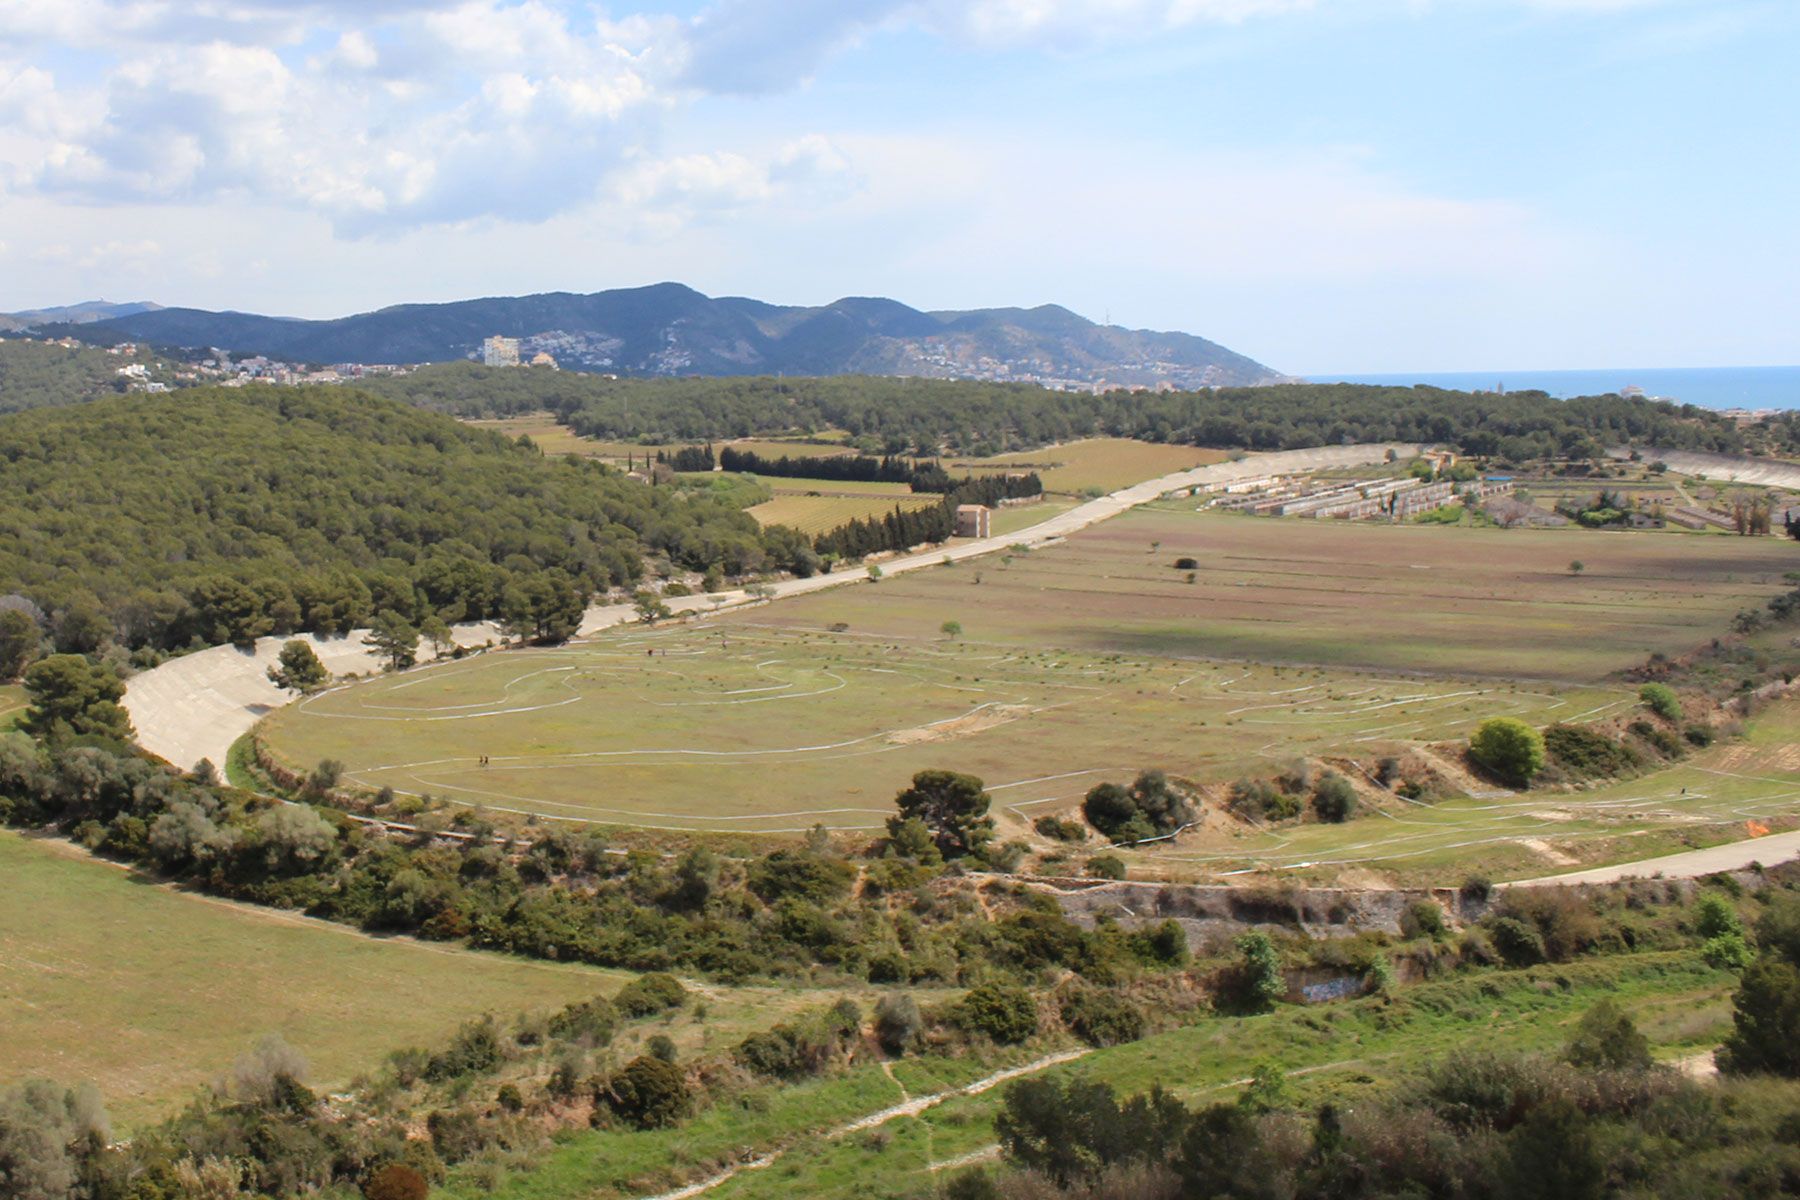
[3,284,1280,389]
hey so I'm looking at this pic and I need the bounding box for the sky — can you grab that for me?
[0,0,1794,374]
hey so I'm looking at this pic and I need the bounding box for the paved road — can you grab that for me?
[1509,830,1800,888]
[125,442,1424,776]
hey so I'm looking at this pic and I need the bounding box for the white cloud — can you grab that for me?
[608,134,856,236]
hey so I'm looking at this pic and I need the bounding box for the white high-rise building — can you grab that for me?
[482,336,521,367]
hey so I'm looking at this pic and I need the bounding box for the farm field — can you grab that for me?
[463,415,856,464]
[754,502,1800,682]
[955,438,1231,495]
[746,491,942,535]
[261,623,1623,838]
[0,832,863,1128]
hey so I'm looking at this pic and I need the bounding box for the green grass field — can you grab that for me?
[0,832,866,1128]
[263,623,1622,837]
[0,832,618,1126]
[953,438,1231,495]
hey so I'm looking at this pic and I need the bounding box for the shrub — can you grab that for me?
[1627,721,1685,759]
[1563,998,1651,1070]
[1310,773,1358,823]
[1694,894,1744,940]
[548,995,618,1044]
[363,1163,429,1200]
[1088,854,1126,880]
[1542,723,1639,778]
[1228,779,1299,823]
[605,1056,692,1128]
[1059,990,1146,1047]
[1034,815,1088,842]
[1469,718,1546,785]
[1639,682,1681,721]
[495,1083,523,1113]
[1684,724,1716,747]
[875,993,924,1054]
[1489,917,1546,966]
[1460,875,1493,903]
[1703,933,1754,970]
[1126,918,1191,967]
[1233,931,1286,1011]
[866,952,909,984]
[1173,557,1199,570]
[959,983,1039,1045]
[614,973,687,1019]
[1400,900,1447,940]
[746,850,857,904]
[1082,770,1195,844]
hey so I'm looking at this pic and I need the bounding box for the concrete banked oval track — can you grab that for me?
[124,442,1424,775]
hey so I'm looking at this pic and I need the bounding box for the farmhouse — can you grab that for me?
[956,504,992,537]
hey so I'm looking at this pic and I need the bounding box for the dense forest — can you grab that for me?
[355,362,1747,459]
[0,388,817,654]
[0,338,176,415]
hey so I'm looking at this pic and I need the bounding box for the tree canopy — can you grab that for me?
[0,387,815,654]
[890,769,995,859]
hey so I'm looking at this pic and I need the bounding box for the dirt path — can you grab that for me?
[634,1049,1091,1200]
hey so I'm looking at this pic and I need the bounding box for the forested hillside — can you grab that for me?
[0,338,167,415]
[0,388,814,652]
[359,364,1746,459]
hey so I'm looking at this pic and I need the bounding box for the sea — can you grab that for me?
[1309,366,1800,412]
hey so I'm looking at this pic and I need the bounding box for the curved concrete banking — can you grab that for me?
[1608,446,1800,491]
[1508,829,1800,888]
[126,442,1424,773]
[124,623,501,773]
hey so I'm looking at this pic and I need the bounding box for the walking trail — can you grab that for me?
[634,1049,1091,1200]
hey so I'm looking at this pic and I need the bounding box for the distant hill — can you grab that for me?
[3,300,162,326]
[45,283,1280,389]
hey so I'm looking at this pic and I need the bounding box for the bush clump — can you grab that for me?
[1542,723,1640,778]
[1081,770,1195,844]
[1059,989,1146,1047]
[957,983,1039,1045]
[1639,682,1681,721]
[1310,772,1358,823]
[1033,815,1088,842]
[613,973,687,1019]
[604,1055,692,1129]
[1228,779,1300,823]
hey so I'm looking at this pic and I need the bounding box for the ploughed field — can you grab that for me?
[953,438,1232,494]
[755,502,1800,682]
